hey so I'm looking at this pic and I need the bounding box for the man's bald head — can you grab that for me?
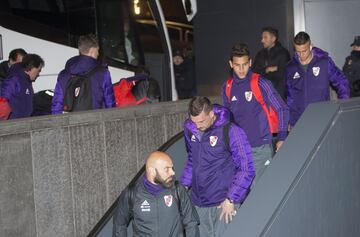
[146,151,172,168]
[146,151,175,188]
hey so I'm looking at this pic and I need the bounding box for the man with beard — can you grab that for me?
[113,151,199,237]
[252,27,290,99]
[181,96,255,237]
[343,36,360,97]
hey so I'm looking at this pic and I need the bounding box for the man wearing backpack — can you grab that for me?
[180,96,255,237]
[52,34,115,114]
[221,43,289,184]
[113,151,200,237]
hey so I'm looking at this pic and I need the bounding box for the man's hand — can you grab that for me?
[218,199,236,224]
[265,66,278,73]
[275,140,284,152]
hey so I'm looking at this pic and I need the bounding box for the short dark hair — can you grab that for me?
[188,96,213,117]
[78,34,99,54]
[21,54,44,71]
[294,31,311,45]
[262,27,278,40]
[8,48,27,61]
[230,43,250,60]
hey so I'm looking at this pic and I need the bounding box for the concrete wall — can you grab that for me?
[0,100,191,237]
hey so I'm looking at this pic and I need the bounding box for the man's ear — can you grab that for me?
[209,110,215,119]
[229,60,233,69]
[88,47,98,59]
[150,166,156,176]
[147,166,156,181]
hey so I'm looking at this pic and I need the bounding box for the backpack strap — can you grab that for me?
[225,78,233,101]
[250,73,265,108]
[174,181,181,214]
[135,97,148,105]
[127,182,136,224]
[186,128,192,141]
[250,73,278,133]
[223,122,231,152]
[251,72,272,117]
[70,65,103,79]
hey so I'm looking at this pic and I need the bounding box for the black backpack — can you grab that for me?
[32,89,54,116]
[62,66,102,112]
[131,77,161,104]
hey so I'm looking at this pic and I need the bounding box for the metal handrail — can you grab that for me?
[87,131,184,237]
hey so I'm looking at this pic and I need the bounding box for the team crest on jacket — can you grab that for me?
[209,135,218,147]
[164,195,173,207]
[244,91,253,102]
[75,87,81,97]
[191,134,196,142]
[25,88,30,95]
[312,67,320,77]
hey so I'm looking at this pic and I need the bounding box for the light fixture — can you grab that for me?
[134,0,140,15]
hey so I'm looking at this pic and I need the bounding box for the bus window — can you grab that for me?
[95,0,143,67]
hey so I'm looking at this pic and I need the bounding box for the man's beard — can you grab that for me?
[154,169,174,188]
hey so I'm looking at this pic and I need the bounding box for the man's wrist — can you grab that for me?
[226,198,234,204]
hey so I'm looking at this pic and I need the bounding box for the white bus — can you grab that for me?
[0,0,179,100]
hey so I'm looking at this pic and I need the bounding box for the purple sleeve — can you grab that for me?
[102,69,116,108]
[180,126,193,188]
[327,57,350,99]
[221,83,231,109]
[51,79,64,114]
[284,68,296,127]
[259,78,289,140]
[1,76,19,100]
[227,124,255,203]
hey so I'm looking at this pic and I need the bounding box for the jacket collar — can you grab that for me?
[232,70,252,84]
[293,47,328,65]
[185,105,230,137]
[142,175,164,196]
